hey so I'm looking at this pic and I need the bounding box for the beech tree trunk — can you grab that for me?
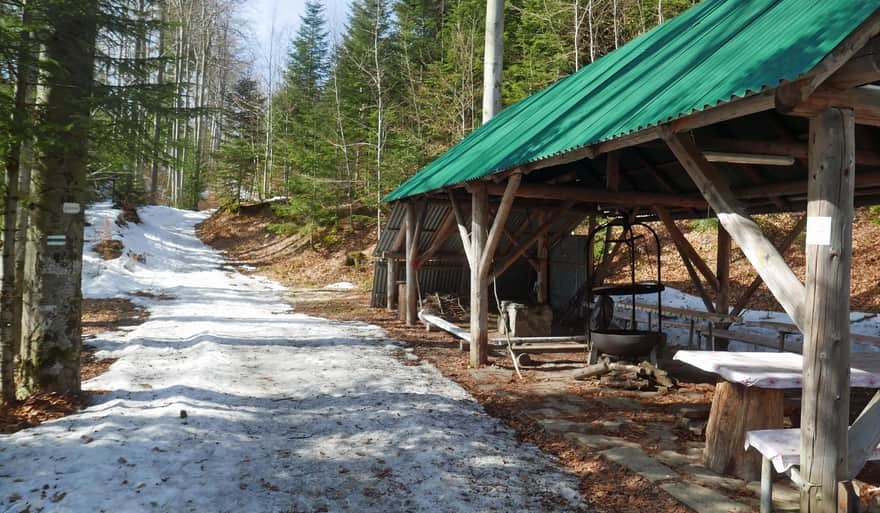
[18,0,97,395]
[482,0,503,122]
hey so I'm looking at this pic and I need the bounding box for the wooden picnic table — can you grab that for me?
[673,350,880,480]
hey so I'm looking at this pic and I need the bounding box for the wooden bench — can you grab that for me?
[746,428,880,513]
[613,301,740,349]
[696,327,799,352]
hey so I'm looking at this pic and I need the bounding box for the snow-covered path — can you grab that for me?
[0,205,587,513]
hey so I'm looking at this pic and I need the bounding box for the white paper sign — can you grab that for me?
[62,202,80,214]
[806,216,832,246]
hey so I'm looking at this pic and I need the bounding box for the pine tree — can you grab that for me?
[216,77,265,204]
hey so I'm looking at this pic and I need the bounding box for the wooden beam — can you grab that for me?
[632,149,678,193]
[606,151,621,191]
[776,9,880,111]
[699,137,880,167]
[787,85,880,126]
[670,90,777,134]
[654,206,720,292]
[730,215,806,317]
[494,202,575,277]
[664,132,807,331]
[654,208,716,312]
[448,191,473,266]
[483,182,707,209]
[470,182,489,367]
[410,201,427,255]
[848,391,880,479]
[416,210,456,268]
[714,227,732,350]
[404,202,419,326]
[680,245,717,314]
[386,258,398,312]
[535,212,549,304]
[479,173,521,276]
[800,108,855,513]
[826,37,880,90]
[734,171,880,201]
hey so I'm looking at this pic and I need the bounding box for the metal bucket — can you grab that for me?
[590,330,666,357]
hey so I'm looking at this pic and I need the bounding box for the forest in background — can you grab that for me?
[0,0,699,237]
[0,0,695,402]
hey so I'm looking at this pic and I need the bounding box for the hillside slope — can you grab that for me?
[198,203,880,313]
[196,202,376,290]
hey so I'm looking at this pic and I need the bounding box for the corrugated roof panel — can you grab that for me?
[384,0,880,202]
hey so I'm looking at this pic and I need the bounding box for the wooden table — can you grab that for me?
[673,350,880,480]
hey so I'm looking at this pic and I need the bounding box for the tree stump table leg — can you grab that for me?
[703,381,784,481]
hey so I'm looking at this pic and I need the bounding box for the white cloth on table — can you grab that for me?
[746,428,880,473]
[673,350,880,389]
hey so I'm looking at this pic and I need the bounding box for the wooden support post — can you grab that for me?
[665,132,807,331]
[404,202,419,326]
[606,151,621,192]
[449,192,473,265]
[386,258,398,311]
[416,210,456,267]
[470,183,488,362]
[655,206,720,291]
[704,382,784,480]
[730,216,806,317]
[536,212,548,304]
[800,108,855,513]
[494,201,574,277]
[715,227,732,350]
[849,391,880,478]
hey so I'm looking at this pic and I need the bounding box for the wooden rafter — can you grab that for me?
[493,201,576,277]
[654,206,720,292]
[775,9,880,111]
[416,210,456,268]
[730,215,806,317]
[664,131,807,331]
[482,182,706,209]
[448,191,473,265]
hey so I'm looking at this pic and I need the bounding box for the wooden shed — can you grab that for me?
[380,1,880,511]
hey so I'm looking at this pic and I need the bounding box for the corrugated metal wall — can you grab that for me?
[370,202,585,311]
[549,235,589,312]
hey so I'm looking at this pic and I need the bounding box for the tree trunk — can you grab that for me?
[149,5,166,200]
[1,0,34,404]
[482,0,503,122]
[18,0,97,396]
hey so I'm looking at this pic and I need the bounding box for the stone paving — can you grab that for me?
[477,370,803,513]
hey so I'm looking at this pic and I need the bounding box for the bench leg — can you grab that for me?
[760,456,773,513]
[588,344,599,365]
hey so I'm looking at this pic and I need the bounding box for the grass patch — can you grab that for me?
[689,217,719,233]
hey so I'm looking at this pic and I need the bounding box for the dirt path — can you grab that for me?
[0,205,588,513]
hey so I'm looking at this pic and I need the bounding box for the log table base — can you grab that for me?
[703,381,785,481]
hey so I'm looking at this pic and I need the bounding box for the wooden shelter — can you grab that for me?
[380,2,880,511]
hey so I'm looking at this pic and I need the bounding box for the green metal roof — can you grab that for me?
[385,0,879,202]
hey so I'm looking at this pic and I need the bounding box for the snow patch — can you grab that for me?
[0,203,588,513]
[324,281,355,290]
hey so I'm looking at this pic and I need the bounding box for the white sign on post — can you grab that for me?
[46,235,66,246]
[62,202,81,214]
[805,216,832,246]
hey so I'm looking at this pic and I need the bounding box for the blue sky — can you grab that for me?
[243,0,351,84]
